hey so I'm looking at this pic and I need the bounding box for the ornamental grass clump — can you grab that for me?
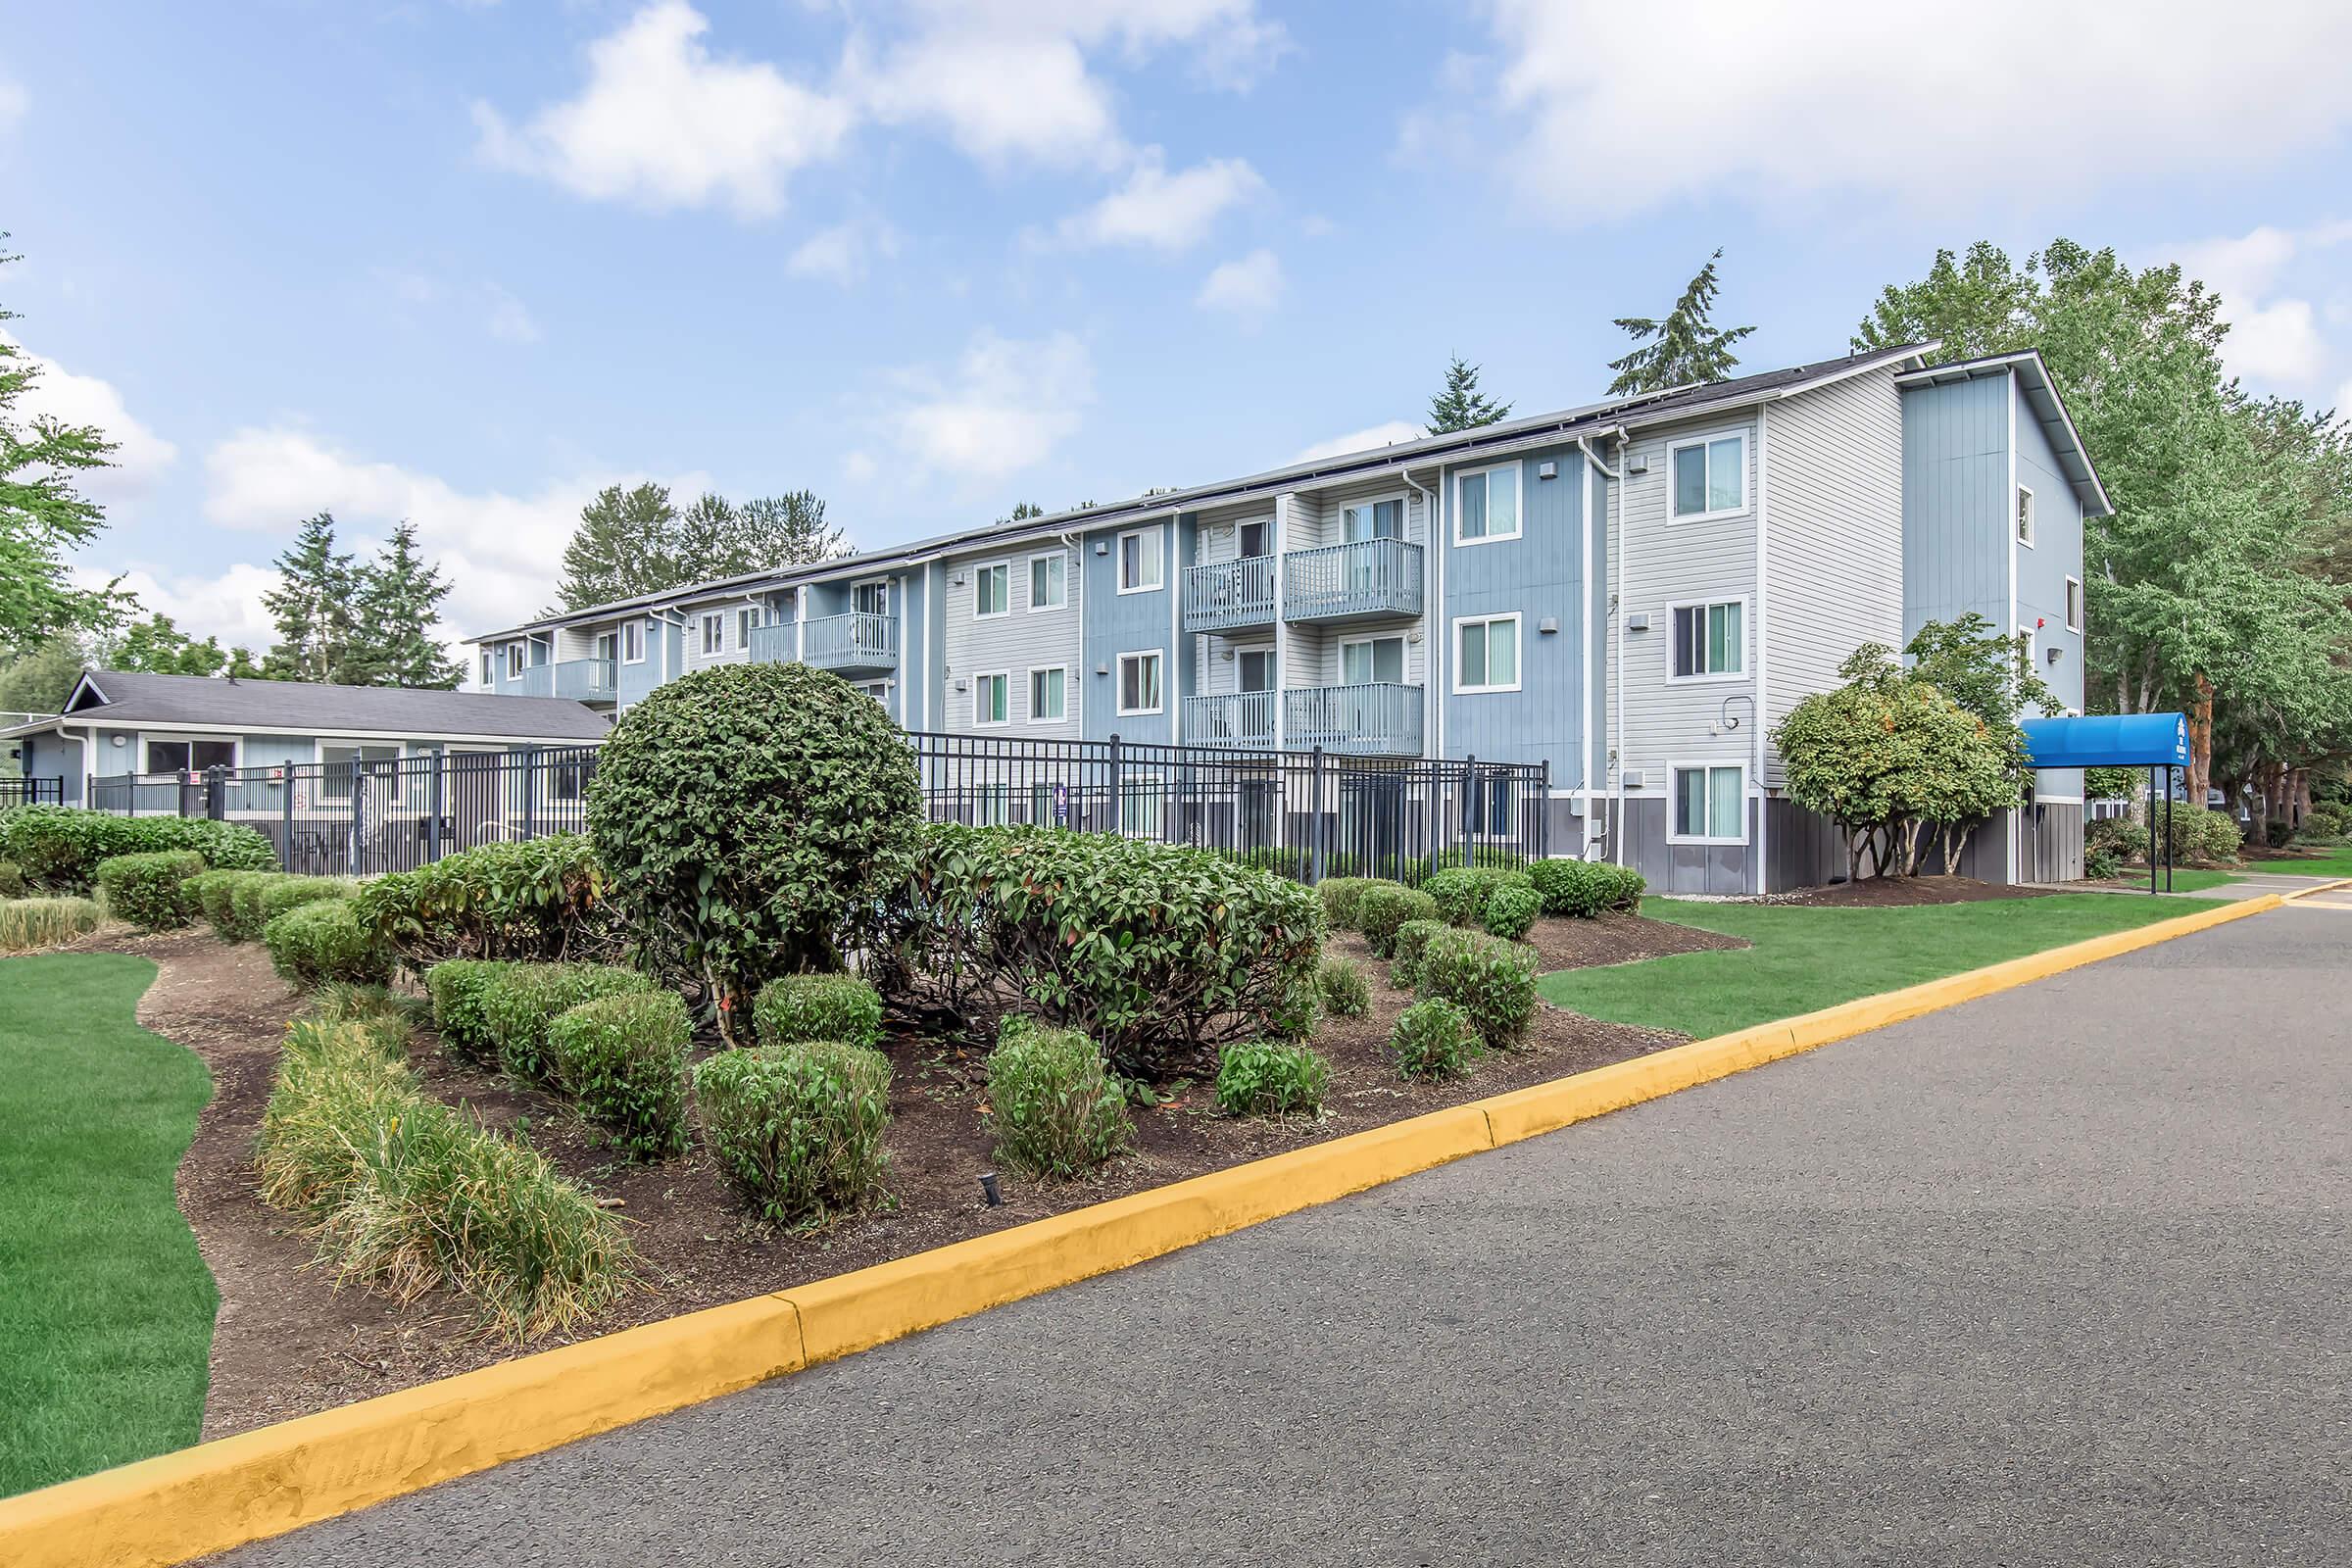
[1314,956,1370,1018]
[1353,882,1440,959]
[91,851,205,930]
[1389,999,1479,1080]
[0,896,104,954]
[1414,928,1541,1051]
[695,1040,893,1225]
[753,973,884,1052]
[1213,1039,1330,1119]
[548,991,692,1159]
[983,1019,1130,1180]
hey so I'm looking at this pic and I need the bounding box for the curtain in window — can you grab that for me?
[1707,437,1742,513]
[1709,765,1742,838]
[1709,602,1741,673]
[1458,475,1487,538]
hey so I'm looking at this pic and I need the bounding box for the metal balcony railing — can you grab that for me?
[1181,556,1276,632]
[746,621,798,664]
[1183,690,1277,748]
[1282,538,1424,623]
[1284,682,1424,756]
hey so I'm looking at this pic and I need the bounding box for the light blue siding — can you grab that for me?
[1080,515,1178,742]
[1900,373,2011,635]
[2013,376,2086,802]
[21,730,83,801]
[1438,446,1587,784]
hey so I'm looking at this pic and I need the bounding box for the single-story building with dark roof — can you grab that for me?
[2,668,612,805]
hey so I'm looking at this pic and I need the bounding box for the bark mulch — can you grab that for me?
[91,910,1719,1439]
[1766,875,2055,907]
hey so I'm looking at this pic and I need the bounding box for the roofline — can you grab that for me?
[1894,349,2114,517]
[0,712,607,746]
[469,342,1936,645]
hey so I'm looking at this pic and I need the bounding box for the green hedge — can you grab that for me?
[879,825,1321,1080]
[0,806,274,892]
[548,991,692,1159]
[258,876,353,927]
[1214,1039,1329,1118]
[1483,883,1541,941]
[695,1040,892,1225]
[425,959,505,1059]
[352,835,618,972]
[1390,998,1478,1080]
[182,868,245,936]
[983,1019,1130,1180]
[1355,883,1441,958]
[263,899,392,988]
[0,858,24,899]
[1389,918,1447,990]
[751,973,884,1052]
[1423,866,1532,928]
[1316,877,1380,932]
[474,962,657,1083]
[1415,928,1540,1051]
[1524,858,1644,918]
[92,851,205,930]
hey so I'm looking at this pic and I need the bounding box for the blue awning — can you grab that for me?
[2020,712,2190,769]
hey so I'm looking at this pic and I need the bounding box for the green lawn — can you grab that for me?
[2103,865,2234,892]
[1539,894,2211,1040]
[2244,844,2352,879]
[0,954,216,1497]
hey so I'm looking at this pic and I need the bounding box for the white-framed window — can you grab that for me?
[1341,635,1404,686]
[1028,553,1067,611]
[973,671,1010,727]
[1237,647,1277,693]
[143,737,238,774]
[973,562,1010,618]
[318,743,402,804]
[1669,431,1747,520]
[1452,613,1521,693]
[698,612,724,656]
[2065,575,2083,634]
[2017,485,2036,547]
[1342,496,1404,542]
[1028,665,1067,722]
[1120,775,1164,838]
[737,605,762,647]
[1669,599,1746,681]
[1117,651,1163,714]
[1118,527,1164,593]
[504,642,524,680]
[854,579,890,617]
[858,681,890,705]
[621,619,646,663]
[1238,518,1273,558]
[1453,464,1521,545]
[1670,762,1747,844]
[478,650,494,687]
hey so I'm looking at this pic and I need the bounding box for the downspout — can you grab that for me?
[1398,467,1437,759]
[1575,432,1622,855]
[1753,404,1772,893]
[1610,435,1629,868]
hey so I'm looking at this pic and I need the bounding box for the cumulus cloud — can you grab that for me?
[1,332,179,514]
[1419,0,2352,219]
[1195,249,1282,319]
[80,563,282,653]
[884,329,1093,482]
[1054,151,1265,250]
[786,216,901,285]
[2166,221,2352,391]
[1292,419,1423,464]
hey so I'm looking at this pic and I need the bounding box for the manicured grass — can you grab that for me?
[2245,844,2352,879]
[1539,894,2212,1040]
[0,954,216,1497]
[2105,866,2233,893]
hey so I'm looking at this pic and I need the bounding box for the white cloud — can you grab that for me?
[885,329,1093,482]
[1,332,179,512]
[1195,248,1282,319]
[2165,222,2352,390]
[1293,419,1423,464]
[1054,151,1265,250]
[473,0,853,219]
[786,216,901,285]
[1436,1,2352,218]
[79,563,281,653]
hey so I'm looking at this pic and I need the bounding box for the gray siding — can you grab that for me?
[941,542,1082,737]
[2012,375,2085,802]
[1900,371,2011,635]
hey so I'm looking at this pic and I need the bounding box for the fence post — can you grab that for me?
[1536,759,1550,861]
[521,746,540,841]
[1309,745,1327,885]
[204,764,227,821]
[176,768,198,818]
[281,767,295,872]
[349,759,365,878]
[428,749,446,864]
[1107,733,1123,836]
[1460,754,1477,866]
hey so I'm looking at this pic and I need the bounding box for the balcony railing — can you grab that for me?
[550,659,618,702]
[1183,690,1277,748]
[1283,538,1424,623]
[1181,556,1276,632]
[746,621,798,665]
[1285,682,1424,757]
[804,612,900,673]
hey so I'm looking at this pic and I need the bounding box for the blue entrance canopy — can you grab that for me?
[2020,712,2190,769]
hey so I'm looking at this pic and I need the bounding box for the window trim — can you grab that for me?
[478,650,495,687]
[1116,650,1164,715]
[1664,596,1751,686]
[972,560,1013,620]
[1027,551,1068,612]
[504,642,525,680]
[142,733,242,775]
[852,575,892,617]
[1666,429,1749,523]
[2017,485,2037,548]
[1117,526,1165,594]
[1338,633,1405,687]
[972,669,1011,728]
[736,605,762,648]
[2064,575,2083,634]
[1450,612,1523,695]
[1235,644,1278,695]
[1340,492,1409,544]
[1451,463,1523,547]
[620,619,647,664]
[316,741,405,805]
[1667,760,1749,846]
[697,611,725,657]
[1026,664,1069,724]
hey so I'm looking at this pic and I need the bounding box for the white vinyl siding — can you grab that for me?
[944,546,1080,740]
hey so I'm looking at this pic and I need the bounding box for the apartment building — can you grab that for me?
[469,342,2106,893]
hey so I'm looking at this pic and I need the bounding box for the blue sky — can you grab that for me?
[7,0,2352,658]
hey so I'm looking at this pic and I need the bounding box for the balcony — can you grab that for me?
[746,621,797,665]
[1184,682,1424,758]
[1181,556,1275,633]
[1183,690,1276,749]
[742,613,901,676]
[1282,538,1424,623]
[550,659,618,703]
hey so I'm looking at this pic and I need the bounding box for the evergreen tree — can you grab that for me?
[352,521,465,689]
[672,492,742,581]
[1607,249,1756,396]
[1000,501,1046,524]
[262,512,358,683]
[735,490,848,567]
[1426,357,1513,434]
[555,482,680,609]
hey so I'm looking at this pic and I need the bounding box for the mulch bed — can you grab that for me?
[92,911,1722,1440]
[1766,875,2054,907]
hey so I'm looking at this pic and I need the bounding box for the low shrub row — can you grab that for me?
[2086,805,2242,866]
[93,851,206,930]
[425,958,655,1082]
[263,899,392,988]
[1524,858,1644,919]
[0,806,274,892]
[1389,918,1447,989]
[1356,883,1441,957]
[752,973,884,1051]
[550,991,693,1159]
[353,835,620,972]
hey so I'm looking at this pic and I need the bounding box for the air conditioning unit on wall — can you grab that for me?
[1621,769,1646,790]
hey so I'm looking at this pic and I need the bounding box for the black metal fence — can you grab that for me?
[89,733,1550,884]
[0,776,65,808]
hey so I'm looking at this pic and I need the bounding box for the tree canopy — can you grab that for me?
[1607,249,1755,396]
[556,484,848,610]
[1427,357,1514,434]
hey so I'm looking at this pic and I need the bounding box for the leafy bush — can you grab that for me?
[227,872,291,943]
[1424,866,1529,928]
[1415,929,1540,1050]
[983,1019,1130,1179]
[426,959,506,1059]
[1484,883,1541,941]
[548,991,692,1159]
[0,896,105,953]
[93,850,205,930]
[1525,858,1645,918]
[0,859,23,899]
[260,875,353,925]
[878,825,1322,1079]
[1354,883,1441,958]
[0,806,274,892]
[1316,876,1379,932]
[1214,1040,1330,1118]
[264,898,393,988]
[2083,846,2123,881]
[2097,804,2243,866]
[353,835,617,972]
[752,973,884,1052]
[1314,956,1369,1018]
[1390,918,1447,990]
[256,991,635,1339]
[1389,999,1478,1080]
[590,662,923,1041]
[475,962,658,1084]
[695,1040,892,1224]
[2299,804,2345,843]
[182,868,243,935]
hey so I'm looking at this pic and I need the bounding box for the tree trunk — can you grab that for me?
[2185,672,2215,807]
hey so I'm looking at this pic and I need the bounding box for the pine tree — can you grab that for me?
[1000,501,1046,524]
[555,482,680,610]
[352,521,464,688]
[261,512,358,683]
[1607,250,1756,396]
[672,492,742,581]
[1426,357,1513,434]
[734,490,847,567]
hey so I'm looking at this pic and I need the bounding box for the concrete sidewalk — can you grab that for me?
[220,910,2351,1567]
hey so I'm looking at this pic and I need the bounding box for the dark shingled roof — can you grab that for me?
[0,668,612,743]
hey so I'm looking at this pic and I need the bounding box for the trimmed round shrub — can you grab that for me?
[589,662,923,1041]
[476,962,658,1084]
[0,896,106,954]
[0,806,273,891]
[1316,876,1379,933]
[1214,1039,1330,1119]
[1355,883,1441,958]
[985,1018,1131,1179]
[1415,928,1540,1051]
[259,875,353,927]
[93,850,205,930]
[1390,999,1478,1080]
[182,868,244,936]
[426,958,506,1059]
[0,858,24,899]
[753,973,884,1053]
[548,991,692,1159]
[263,898,393,988]
[1525,858,1644,918]
[352,835,618,972]
[695,1040,892,1225]
[1390,918,1447,990]
[1314,956,1370,1018]
[226,872,290,942]
[1484,883,1541,941]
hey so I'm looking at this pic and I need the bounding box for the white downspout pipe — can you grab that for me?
[1575,432,1622,857]
[1399,466,1437,760]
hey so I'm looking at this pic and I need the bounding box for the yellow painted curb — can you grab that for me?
[0,889,2284,1567]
